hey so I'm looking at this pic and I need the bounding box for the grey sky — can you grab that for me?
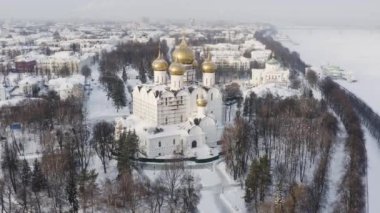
[0,0,379,26]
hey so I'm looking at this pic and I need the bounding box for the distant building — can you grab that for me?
[48,75,85,99]
[15,60,36,73]
[18,78,40,97]
[251,49,272,65]
[15,51,84,77]
[251,56,290,87]
[204,43,250,71]
[320,65,356,82]
[37,51,81,76]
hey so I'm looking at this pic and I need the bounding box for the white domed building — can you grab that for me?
[251,55,290,87]
[116,37,224,159]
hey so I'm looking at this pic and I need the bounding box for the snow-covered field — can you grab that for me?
[279,26,380,212]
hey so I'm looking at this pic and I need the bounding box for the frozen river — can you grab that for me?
[279,27,380,115]
[279,26,380,213]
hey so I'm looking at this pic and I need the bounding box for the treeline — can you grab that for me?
[98,40,169,110]
[223,92,338,212]
[99,40,168,81]
[0,91,82,130]
[99,74,127,111]
[319,78,367,212]
[254,30,307,74]
[344,87,380,142]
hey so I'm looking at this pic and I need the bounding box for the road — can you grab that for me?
[199,160,244,213]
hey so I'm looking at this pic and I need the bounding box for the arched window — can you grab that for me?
[191,141,197,148]
[211,93,213,101]
[165,117,168,124]
[173,139,176,145]
[158,141,161,147]
[196,94,198,99]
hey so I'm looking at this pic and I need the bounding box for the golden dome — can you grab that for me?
[172,37,194,65]
[201,53,217,73]
[196,97,208,107]
[169,58,185,76]
[152,52,168,71]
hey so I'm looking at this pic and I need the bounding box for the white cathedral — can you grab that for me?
[115,37,225,158]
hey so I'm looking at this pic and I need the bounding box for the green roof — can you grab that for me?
[267,58,279,65]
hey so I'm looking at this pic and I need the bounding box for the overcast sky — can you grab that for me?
[1,0,379,26]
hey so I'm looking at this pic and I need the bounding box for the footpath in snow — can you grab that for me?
[364,129,380,213]
[86,64,132,123]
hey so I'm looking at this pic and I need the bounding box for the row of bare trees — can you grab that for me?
[222,91,339,212]
[99,40,168,82]
[320,78,367,213]
[97,40,169,110]
[341,83,380,143]
[254,30,307,75]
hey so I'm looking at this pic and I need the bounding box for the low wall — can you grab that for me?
[133,153,221,164]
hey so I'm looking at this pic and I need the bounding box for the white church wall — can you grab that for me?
[187,126,204,149]
[147,135,183,157]
[199,117,218,146]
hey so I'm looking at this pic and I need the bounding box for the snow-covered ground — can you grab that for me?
[142,160,247,213]
[247,83,300,98]
[364,129,380,213]
[278,26,380,212]
[0,96,25,107]
[86,64,132,123]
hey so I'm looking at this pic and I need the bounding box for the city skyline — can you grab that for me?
[1,0,380,26]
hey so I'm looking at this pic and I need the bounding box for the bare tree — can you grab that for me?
[179,171,201,213]
[81,65,92,85]
[158,161,184,212]
[222,115,252,181]
[92,121,115,174]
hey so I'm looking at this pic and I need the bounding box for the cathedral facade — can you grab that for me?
[116,37,224,158]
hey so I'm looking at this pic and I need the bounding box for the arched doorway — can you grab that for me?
[191,140,197,148]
